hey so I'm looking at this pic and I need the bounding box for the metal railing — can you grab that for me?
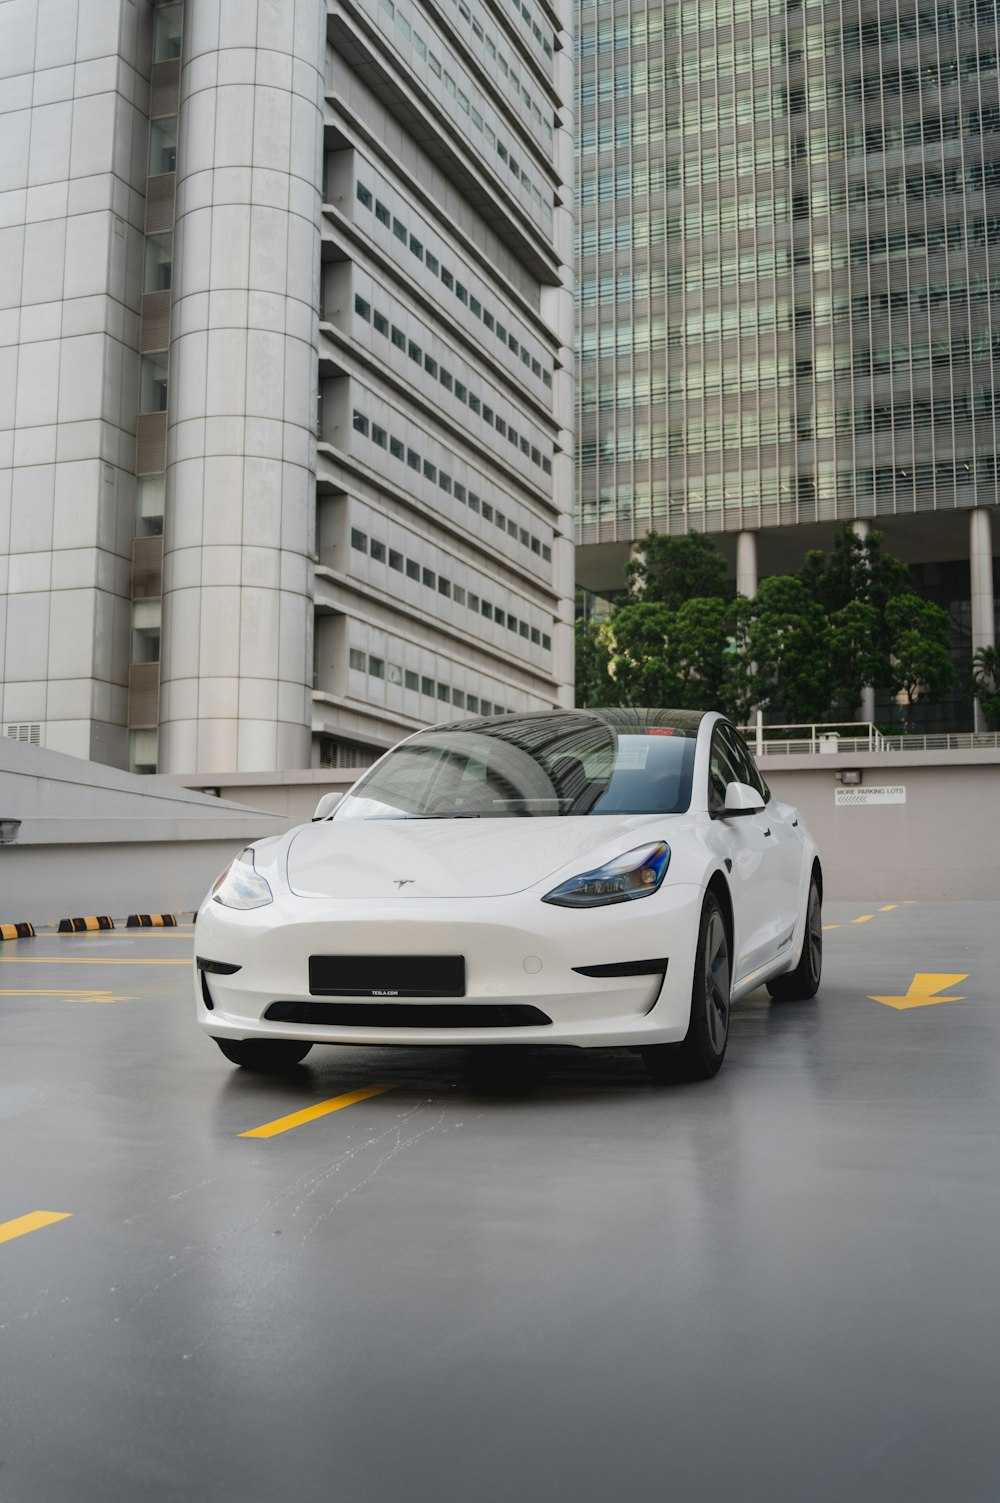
[737,721,1000,756]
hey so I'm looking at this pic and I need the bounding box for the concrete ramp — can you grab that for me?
[0,738,294,927]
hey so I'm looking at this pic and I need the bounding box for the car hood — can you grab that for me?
[284,815,673,900]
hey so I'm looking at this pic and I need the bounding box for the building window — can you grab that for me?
[351,528,367,551]
[349,648,365,670]
[369,656,384,679]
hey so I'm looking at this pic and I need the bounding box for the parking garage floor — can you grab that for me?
[1,901,998,1502]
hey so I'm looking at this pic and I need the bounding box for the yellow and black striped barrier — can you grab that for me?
[0,922,35,941]
[126,914,178,928]
[57,916,114,933]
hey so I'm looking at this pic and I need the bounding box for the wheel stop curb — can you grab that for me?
[0,922,35,941]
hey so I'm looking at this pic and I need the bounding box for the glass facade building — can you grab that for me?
[575,0,1000,719]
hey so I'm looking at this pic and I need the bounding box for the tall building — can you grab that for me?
[0,0,575,774]
[576,0,999,725]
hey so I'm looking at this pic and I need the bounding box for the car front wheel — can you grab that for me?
[213,1037,313,1070]
[642,889,731,1083]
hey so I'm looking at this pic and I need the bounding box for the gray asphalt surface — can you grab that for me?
[0,901,997,1502]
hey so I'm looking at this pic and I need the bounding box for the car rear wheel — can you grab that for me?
[213,1037,312,1070]
[767,874,822,1002]
[642,889,731,1083]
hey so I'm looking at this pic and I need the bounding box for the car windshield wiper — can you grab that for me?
[406,812,485,819]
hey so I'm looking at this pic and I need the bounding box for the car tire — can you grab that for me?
[213,1037,313,1070]
[642,889,731,1083]
[766,873,822,1002]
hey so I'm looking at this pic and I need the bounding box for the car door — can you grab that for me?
[721,725,803,961]
[707,726,777,982]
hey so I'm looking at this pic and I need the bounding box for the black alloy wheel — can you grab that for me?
[767,874,822,1002]
[642,889,731,1083]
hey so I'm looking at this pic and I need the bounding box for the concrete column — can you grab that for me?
[159,0,325,773]
[736,530,757,597]
[970,508,996,733]
[853,519,875,724]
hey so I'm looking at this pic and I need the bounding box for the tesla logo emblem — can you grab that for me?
[393,879,414,889]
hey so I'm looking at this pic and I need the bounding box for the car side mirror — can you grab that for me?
[312,792,343,821]
[712,782,765,819]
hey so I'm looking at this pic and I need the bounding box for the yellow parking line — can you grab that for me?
[879,905,898,912]
[0,1211,73,1245]
[0,957,189,966]
[852,915,874,924]
[0,989,132,1000]
[822,924,841,931]
[239,1084,396,1139]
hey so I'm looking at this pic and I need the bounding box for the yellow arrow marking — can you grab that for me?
[239,1084,396,1139]
[870,973,969,1010]
[0,989,136,1002]
[0,1211,73,1245]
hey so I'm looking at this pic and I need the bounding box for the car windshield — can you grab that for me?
[335,714,698,819]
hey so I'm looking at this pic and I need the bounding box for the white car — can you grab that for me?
[195,709,822,1082]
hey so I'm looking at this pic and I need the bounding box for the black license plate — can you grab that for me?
[308,955,466,998]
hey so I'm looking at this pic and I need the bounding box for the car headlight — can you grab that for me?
[541,842,671,908]
[211,848,273,910]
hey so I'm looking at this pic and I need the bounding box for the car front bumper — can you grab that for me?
[194,882,705,1049]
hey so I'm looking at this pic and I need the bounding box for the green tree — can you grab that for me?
[800,523,910,618]
[827,600,883,720]
[719,596,758,725]
[800,524,912,712]
[669,597,731,709]
[885,593,956,731]
[599,602,677,707]
[626,530,727,609]
[741,576,834,723]
[574,615,612,708]
[971,645,1000,730]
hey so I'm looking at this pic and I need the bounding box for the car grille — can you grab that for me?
[264,1001,552,1028]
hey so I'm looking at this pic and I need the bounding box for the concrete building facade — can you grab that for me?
[576,0,999,727]
[1,0,575,775]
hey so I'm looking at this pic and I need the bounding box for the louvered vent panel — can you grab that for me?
[132,536,164,599]
[150,59,180,119]
[140,290,171,354]
[144,172,176,234]
[128,664,160,729]
[136,413,167,475]
[5,723,40,745]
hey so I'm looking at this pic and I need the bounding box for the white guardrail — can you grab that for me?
[736,721,1000,757]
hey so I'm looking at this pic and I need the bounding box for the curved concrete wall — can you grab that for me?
[159,0,326,773]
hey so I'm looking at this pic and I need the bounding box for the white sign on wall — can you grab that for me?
[834,785,907,807]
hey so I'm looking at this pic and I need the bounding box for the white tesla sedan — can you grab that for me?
[195,709,822,1082]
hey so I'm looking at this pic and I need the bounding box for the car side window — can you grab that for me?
[721,725,770,803]
[708,729,744,811]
